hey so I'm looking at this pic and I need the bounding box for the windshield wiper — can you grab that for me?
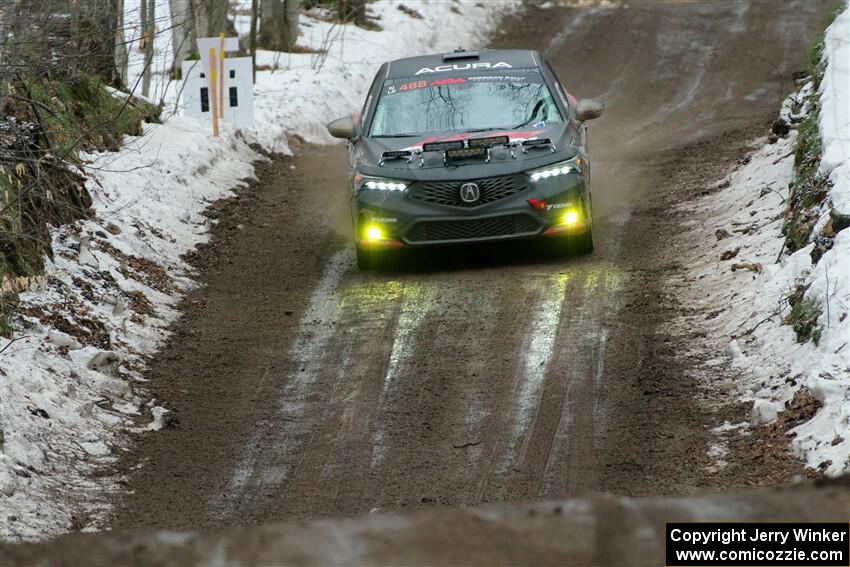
[462,127,504,133]
[512,119,540,129]
[373,133,419,138]
[512,100,545,129]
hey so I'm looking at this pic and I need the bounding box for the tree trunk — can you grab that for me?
[336,0,366,25]
[192,0,210,40]
[141,0,155,97]
[351,0,367,25]
[249,0,259,81]
[169,0,196,78]
[192,0,229,39]
[114,0,129,87]
[78,0,123,86]
[258,0,301,52]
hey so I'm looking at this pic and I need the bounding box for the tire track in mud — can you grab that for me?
[208,249,352,520]
[541,267,626,498]
[473,270,570,503]
[365,268,510,510]
[369,282,436,470]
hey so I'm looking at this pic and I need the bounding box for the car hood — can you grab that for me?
[355,123,577,178]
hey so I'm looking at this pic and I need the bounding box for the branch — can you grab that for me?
[0,335,30,356]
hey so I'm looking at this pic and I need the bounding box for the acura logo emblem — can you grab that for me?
[460,182,480,203]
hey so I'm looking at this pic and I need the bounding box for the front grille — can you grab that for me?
[405,215,541,243]
[408,175,528,208]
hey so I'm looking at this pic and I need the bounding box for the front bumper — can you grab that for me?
[353,173,590,248]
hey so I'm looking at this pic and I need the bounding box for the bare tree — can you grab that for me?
[259,0,301,51]
[78,0,125,86]
[141,0,155,96]
[168,0,196,78]
[115,0,129,86]
[338,0,367,26]
[249,0,259,81]
[193,0,229,39]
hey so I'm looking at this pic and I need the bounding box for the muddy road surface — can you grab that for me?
[112,0,831,530]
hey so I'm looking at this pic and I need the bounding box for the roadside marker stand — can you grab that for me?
[181,36,255,135]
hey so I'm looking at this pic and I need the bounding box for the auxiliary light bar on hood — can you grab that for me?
[422,140,464,152]
[468,135,509,148]
[379,133,556,169]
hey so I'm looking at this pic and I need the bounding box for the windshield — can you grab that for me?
[369,69,563,137]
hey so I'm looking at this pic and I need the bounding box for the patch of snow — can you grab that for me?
[144,406,170,432]
[751,399,781,426]
[0,0,519,542]
[706,443,729,473]
[79,441,111,457]
[726,339,750,369]
[0,461,18,497]
[818,7,850,215]
[779,81,814,125]
[711,421,749,434]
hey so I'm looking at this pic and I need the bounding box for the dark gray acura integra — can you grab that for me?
[327,49,604,270]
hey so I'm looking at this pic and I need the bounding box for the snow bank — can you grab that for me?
[818,8,850,216]
[674,133,849,477]
[672,6,850,477]
[0,1,518,541]
[0,117,257,541]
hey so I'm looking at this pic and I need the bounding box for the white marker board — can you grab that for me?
[181,57,254,129]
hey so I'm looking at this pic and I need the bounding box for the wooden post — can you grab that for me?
[209,47,219,137]
[219,32,225,118]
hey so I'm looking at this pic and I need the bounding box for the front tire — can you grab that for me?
[356,245,376,271]
[571,227,594,255]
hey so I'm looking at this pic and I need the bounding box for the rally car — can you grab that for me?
[327,48,604,270]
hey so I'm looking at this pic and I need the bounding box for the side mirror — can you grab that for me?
[575,99,605,122]
[327,116,357,140]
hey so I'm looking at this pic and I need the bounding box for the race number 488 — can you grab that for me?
[399,80,428,91]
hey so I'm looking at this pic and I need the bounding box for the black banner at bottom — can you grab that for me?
[666,523,850,566]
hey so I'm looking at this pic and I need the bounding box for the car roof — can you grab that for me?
[385,49,541,80]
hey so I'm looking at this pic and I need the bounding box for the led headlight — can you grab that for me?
[365,226,383,240]
[562,210,579,225]
[527,157,582,181]
[355,174,409,192]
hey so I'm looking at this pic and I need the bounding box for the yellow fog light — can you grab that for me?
[366,226,383,241]
[563,210,579,225]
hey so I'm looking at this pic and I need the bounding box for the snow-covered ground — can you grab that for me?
[819,7,850,220]
[0,1,518,542]
[673,7,849,477]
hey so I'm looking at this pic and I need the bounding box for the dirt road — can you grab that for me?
[112,0,831,531]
